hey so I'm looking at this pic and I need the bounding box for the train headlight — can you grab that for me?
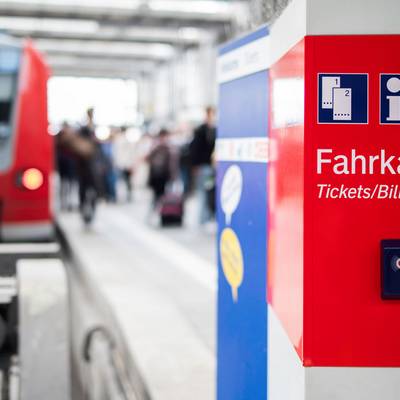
[21,168,44,190]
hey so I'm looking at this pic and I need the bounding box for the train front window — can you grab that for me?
[0,74,17,139]
[0,46,20,172]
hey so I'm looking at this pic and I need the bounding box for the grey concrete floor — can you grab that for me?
[59,189,217,400]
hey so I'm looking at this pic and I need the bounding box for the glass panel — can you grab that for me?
[0,48,20,73]
[0,74,18,140]
[0,46,20,171]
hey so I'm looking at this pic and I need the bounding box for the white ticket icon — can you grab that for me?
[333,88,352,121]
[322,76,340,109]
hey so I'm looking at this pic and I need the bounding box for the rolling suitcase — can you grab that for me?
[159,192,184,226]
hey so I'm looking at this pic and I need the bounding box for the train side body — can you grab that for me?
[0,41,53,241]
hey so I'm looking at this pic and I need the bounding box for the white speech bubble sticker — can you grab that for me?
[221,165,243,225]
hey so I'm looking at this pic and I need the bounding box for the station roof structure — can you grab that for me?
[0,0,249,78]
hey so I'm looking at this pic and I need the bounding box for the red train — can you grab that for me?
[0,37,53,241]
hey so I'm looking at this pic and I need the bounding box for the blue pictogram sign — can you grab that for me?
[380,74,400,124]
[318,73,368,124]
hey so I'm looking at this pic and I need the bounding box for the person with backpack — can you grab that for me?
[74,108,102,225]
[55,122,77,211]
[147,129,172,207]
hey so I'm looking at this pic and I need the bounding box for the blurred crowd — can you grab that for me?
[55,107,216,227]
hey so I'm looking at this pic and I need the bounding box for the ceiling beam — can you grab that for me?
[47,55,157,69]
[0,1,248,77]
[0,16,216,46]
[47,54,157,78]
[50,67,142,79]
[49,57,153,78]
[0,1,244,25]
[35,38,175,61]
[8,29,197,47]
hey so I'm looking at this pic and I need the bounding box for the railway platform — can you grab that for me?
[2,1,400,399]
[57,191,217,400]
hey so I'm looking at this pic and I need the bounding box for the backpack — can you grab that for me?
[149,144,171,180]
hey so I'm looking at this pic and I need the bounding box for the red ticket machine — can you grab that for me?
[267,0,400,398]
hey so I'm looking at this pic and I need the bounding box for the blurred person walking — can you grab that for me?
[147,129,173,207]
[73,107,101,225]
[189,106,216,225]
[114,126,136,202]
[100,130,117,203]
[55,122,77,211]
[179,141,193,197]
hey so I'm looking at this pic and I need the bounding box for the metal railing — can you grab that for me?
[83,327,150,400]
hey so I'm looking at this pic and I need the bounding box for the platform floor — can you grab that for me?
[58,191,217,400]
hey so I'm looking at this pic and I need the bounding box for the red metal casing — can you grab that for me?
[304,35,400,367]
[268,40,305,360]
[269,35,400,368]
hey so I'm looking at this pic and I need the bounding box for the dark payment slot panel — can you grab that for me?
[381,240,400,299]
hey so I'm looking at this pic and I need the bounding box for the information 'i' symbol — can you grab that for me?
[386,77,400,121]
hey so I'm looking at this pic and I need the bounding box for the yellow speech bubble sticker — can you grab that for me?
[220,228,244,302]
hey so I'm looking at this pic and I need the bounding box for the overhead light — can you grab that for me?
[179,27,201,41]
[148,0,232,15]
[47,55,156,69]
[124,26,206,43]
[126,127,142,143]
[0,0,244,23]
[178,27,214,43]
[0,16,99,34]
[95,126,110,141]
[1,0,232,14]
[1,0,142,10]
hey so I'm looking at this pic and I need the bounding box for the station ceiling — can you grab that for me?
[0,0,249,78]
